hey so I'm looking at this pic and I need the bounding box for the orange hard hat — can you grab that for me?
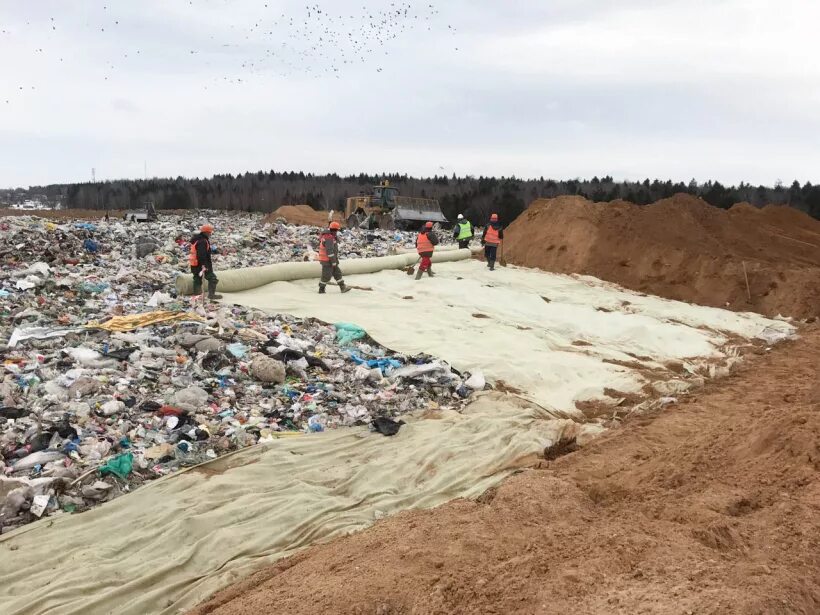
[490,213,498,222]
[329,221,341,230]
[200,224,214,234]
[425,221,433,229]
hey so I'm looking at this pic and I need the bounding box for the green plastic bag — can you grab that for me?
[335,322,366,347]
[99,452,134,480]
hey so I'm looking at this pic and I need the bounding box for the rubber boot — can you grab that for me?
[318,284,326,294]
[207,282,223,300]
[340,282,351,293]
[415,269,423,280]
[192,282,202,296]
[427,267,435,278]
[489,261,495,271]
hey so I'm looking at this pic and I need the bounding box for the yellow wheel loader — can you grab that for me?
[344,180,448,230]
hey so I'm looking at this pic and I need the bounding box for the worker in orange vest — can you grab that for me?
[481,213,504,271]
[189,223,222,299]
[415,221,439,280]
[318,221,351,294]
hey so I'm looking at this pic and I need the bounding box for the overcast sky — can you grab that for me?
[1,0,819,188]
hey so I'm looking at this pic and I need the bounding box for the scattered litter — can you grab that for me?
[0,211,470,532]
[8,326,75,348]
[757,325,792,346]
[335,323,367,346]
[99,453,134,480]
[371,417,405,437]
[30,494,51,518]
[146,291,172,307]
[465,371,486,391]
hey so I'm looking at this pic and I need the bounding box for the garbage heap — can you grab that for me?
[0,213,477,533]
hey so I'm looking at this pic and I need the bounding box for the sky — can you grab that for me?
[1,0,819,188]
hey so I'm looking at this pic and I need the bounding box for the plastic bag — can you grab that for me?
[335,323,366,346]
[99,453,134,480]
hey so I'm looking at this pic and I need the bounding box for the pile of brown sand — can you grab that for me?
[502,194,820,319]
[262,205,343,227]
[190,325,820,615]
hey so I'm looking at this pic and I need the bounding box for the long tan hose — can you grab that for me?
[175,248,479,295]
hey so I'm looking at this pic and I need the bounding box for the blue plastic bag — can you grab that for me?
[348,352,402,374]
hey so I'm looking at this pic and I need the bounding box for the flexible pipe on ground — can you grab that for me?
[175,248,478,295]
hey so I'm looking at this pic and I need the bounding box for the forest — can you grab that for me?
[4,172,820,222]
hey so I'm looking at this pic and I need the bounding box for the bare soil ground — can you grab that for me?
[191,325,820,615]
[503,195,820,320]
[262,204,343,227]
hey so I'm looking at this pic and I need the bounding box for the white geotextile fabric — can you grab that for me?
[1,261,794,615]
[0,394,577,615]
[224,260,794,413]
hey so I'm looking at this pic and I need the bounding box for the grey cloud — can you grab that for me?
[0,0,818,187]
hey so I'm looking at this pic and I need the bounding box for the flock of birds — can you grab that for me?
[1,1,459,103]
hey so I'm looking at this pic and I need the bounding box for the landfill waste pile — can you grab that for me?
[0,212,469,533]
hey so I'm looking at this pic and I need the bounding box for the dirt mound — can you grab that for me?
[262,205,343,227]
[502,193,820,319]
[190,326,820,615]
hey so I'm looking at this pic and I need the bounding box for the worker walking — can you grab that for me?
[189,223,222,300]
[481,213,504,271]
[453,214,474,249]
[415,221,439,280]
[318,221,351,294]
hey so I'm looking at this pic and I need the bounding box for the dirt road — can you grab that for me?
[191,325,820,615]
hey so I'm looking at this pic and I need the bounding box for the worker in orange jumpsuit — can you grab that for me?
[415,221,439,280]
[189,223,222,299]
[481,213,504,271]
[318,221,351,294]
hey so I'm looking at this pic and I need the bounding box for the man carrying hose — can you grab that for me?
[481,213,504,271]
[318,221,351,294]
[415,221,439,280]
[190,223,222,300]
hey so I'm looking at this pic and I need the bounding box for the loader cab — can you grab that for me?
[372,182,399,206]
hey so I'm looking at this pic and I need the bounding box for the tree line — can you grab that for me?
[4,172,819,222]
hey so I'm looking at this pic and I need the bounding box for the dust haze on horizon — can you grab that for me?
[1,0,819,188]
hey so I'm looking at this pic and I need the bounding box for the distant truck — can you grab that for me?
[124,199,157,222]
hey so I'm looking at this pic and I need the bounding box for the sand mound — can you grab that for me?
[262,205,343,227]
[190,325,820,615]
[503,194,820,319]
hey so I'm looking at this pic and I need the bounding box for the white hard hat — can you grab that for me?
[457,214,464,220]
